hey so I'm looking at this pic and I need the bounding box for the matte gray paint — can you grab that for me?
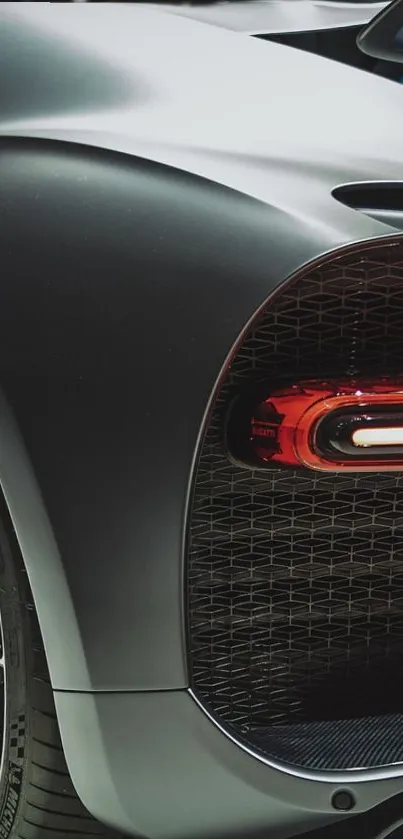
[1,5,403,838]
[0,1,399,694]
[0,389,89,689]
[362,209,403,227]
[142,0,387,34]
[54,689,403,839]
[2,3,403,217]
[1,139,364,693]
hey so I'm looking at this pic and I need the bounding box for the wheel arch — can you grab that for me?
[0,387,90,689]
[0,137,366,693]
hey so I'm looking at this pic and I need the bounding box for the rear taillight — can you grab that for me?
[243,378,403,472]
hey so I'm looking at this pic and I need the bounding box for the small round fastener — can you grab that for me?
[331,790,356,812]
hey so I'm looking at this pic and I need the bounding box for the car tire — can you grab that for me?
[0,499,111,839]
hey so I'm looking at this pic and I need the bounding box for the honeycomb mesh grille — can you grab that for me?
[187,240,403,770]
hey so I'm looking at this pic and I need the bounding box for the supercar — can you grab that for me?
[1,2,403,838]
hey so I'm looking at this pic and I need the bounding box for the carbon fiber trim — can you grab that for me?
[247,715,403,771]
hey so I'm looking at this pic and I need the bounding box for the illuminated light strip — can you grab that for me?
[352,427,403,447]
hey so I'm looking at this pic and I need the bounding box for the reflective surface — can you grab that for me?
[143,0,387,34]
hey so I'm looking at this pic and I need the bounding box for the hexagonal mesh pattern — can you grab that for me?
[187,240,403,771]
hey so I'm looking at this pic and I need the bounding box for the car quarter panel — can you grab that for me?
[0,140,365,691]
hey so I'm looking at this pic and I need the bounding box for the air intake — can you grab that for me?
[187,238,403,773]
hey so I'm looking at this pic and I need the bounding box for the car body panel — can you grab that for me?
[54,689,403,838]
[142,0,387,34]
[0,0,402,688]
[1,4,403,225]
[2,3,401,693]
[1,4,403,837]
[0,139,354,692]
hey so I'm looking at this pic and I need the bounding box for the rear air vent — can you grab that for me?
[187,237,403,773]
[333,182,403,231]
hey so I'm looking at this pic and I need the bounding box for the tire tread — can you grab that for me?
[16,601,115,837]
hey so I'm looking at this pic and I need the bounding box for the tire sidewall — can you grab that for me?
[0,515,31,838]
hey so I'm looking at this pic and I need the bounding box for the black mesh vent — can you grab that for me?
[187,240,403,771]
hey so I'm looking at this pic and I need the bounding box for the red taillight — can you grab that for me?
[248,378,403,472]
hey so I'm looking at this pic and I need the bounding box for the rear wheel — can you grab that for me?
[0,500,113,838]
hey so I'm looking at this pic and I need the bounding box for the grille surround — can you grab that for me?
[187,238,403,772]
